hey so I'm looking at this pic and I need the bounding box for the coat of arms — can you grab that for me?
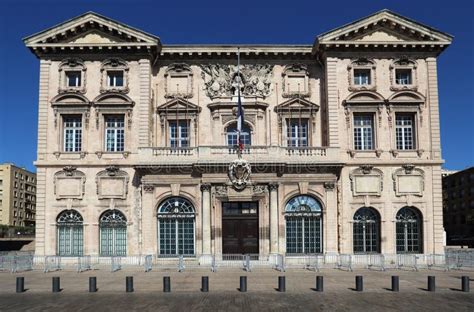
[228,158,251,190]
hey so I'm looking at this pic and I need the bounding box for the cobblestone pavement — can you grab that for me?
[0,268,472,311]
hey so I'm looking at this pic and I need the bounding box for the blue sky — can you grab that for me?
[0,0,473,172]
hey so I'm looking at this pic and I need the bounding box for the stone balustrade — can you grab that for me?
[138,146,340,165]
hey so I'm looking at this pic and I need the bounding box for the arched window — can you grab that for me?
[353,207,380,253]
[285,195,322,254]
[99,210,127,256]
[226,123,251,147]
[157,197,195,256]
[57,210,83,256]
[396,207,423,253]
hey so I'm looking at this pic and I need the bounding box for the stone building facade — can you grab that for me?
[0,163,37,227]
[24,10,452,258]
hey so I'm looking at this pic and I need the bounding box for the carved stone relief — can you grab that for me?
[200,64,273,98]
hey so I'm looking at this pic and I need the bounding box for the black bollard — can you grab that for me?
[428,276,435,292]
[163,276,171,292]
[52,277,60,293]
[16,277,25,293]
[89,277,97,293]
[126,276,134,292]
[240,276,247,292]
[391,276,399,292]
[278,276,286,292]
[316,276,324,292]
[461,276,469,293]
[201,276,209,292]
[355,276,363,292]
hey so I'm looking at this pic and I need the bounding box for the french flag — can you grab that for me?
[236,87,244,151]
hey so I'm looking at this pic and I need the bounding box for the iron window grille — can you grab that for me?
[57,210,83,256]
[396,207,423,253]
[353,207,380,253]
[157,197,195,257]
[99,210,127,256]
[285,195,322,255]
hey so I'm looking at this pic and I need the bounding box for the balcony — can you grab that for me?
[137,146,341,166]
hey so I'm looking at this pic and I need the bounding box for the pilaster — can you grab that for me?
[326,57,340,147]
[37,60,51,160]
[268,183,279,253]
[201,184,211,254]
[138,59,151,147]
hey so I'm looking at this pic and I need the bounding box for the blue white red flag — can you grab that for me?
[237,88,244,151]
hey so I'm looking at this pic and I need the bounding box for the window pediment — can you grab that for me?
[157,98,201,115]
[344,91,385,105]
[275,97,319,114]
[51,93,90,106]
[93,93,134,107]
[388,91,425,105]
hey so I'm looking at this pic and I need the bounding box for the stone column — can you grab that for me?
[269,183,279,253]
[201,184,211,254]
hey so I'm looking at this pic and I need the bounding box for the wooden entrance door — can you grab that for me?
[222,202,259,254]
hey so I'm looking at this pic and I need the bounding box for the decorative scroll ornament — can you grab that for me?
[200,64,273,98]
[228,158,251,190]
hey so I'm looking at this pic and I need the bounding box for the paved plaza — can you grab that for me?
[0,268,472,311]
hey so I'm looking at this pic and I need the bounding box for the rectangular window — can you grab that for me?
[287,119,308,147]
[105,115,125,152]
[354,69,371,85]
[396,114,416,150]
[107,71,124,87]
[66,71,81,87]
[63,116,82,152]
[169,120,189,148]
[353,114,374,150]
[395,69,412,85]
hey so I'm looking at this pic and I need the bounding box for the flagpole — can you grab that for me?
[237,47,242,158]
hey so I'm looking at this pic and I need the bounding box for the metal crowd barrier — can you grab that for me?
[111,256,122,272]
[77,256,92,273]
[397,254,418,271]
[44,256,62,273]
[144,255,153,272]
[427,254,447,271]
[273,254,285,272]
[0,255,33,273]
[305,254,322,272]
[367,254,385,271]
[337,254,353,271]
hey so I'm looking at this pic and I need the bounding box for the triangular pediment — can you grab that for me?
[66,30,124,44]
[157,98,201,113]
[275,97,319,112]
[316,10,452,47]
[24,11,160,51]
